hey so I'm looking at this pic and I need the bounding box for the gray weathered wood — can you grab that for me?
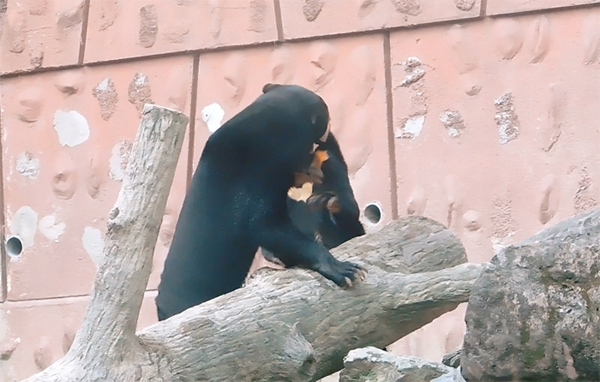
[137,216,482,381]
[24,104,189,382]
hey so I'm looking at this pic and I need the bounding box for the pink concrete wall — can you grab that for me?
[0,0,599,379]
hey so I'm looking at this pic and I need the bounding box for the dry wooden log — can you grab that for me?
[24,103,484,381]
[24,104,189,381]
[139,217,482,381]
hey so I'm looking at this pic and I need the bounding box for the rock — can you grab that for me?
[431,367,466,382]
[442,348,462,368]
[340,346,453,382]
[461,208,600,381]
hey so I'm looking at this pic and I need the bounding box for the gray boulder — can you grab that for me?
[441,349,461,368]
[340,347,455,382]
[461,208,600,381]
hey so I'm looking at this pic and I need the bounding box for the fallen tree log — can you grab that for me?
[24,104,484,382]
[139,219,483,380]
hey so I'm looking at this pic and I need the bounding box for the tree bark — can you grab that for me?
[139,235,482,381]
[23,104,485,381]
[24,104,189,381]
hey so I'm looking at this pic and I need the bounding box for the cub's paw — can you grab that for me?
[293,150,329,187]
[307,192,340,213]
[294,167,323,187]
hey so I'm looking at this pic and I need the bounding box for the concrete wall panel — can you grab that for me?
[487,0,600,16]
[0,56,193,301]
[0,292,158,381]
[390,8,600,262]
[85,0,278,63]
[0,0,84,74]
[279,0,482,40]
[387,6,600,362]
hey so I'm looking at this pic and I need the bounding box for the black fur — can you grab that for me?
[263,133,365,266]
[311,133,365,248]
[156,84,365,321]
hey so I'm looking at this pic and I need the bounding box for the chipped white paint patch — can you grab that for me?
[400,56,426,86]
[202,103,225,133]
[439,110,466,138]
[135,73,149,86]
[9,206,38,249]
[0,309,6,338]
[491,237,505,254]
[396,115,425,139]
[494,93,520,145]
[53,110,90,147]
[39,215,66,242]
[109,140,132,181]
[404,115,425,137]
[96,78,110,91]
[491,233,515,255]
[82,227,104,267]
[15,152,40,179]
[109,145,125,181]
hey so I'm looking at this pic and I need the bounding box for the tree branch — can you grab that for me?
[138,217,483,381]
[24,104,189,381]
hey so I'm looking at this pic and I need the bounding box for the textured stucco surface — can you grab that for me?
[0,0,599,380]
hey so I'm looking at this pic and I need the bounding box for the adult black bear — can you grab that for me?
[156,84,366,321]
[262,132,365,267]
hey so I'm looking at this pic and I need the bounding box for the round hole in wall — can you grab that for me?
[364,203,382,225]
[5,236,23,257]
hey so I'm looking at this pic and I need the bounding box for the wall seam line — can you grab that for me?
[187,54,201,189]
[0,86,7,302]
[78,0,92,65]
[273,0,285,42]
[383,31,399,220]
[480,0,488,17]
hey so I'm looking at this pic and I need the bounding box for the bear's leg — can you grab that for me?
[257,225,366,287]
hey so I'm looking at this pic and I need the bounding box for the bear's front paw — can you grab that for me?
[315,258,367,288]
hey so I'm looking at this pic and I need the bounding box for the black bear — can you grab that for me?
[261,132,365,266]
[156,84,366,321]
[307,133,366,248]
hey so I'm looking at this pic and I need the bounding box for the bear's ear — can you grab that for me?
[262,83,281,93]
[318,120,331,142]
[310,115,330,142]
